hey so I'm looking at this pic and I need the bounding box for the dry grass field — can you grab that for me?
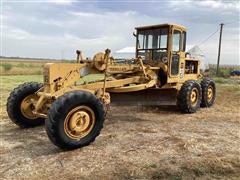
[0,58,65,75]
[0,62,240,179]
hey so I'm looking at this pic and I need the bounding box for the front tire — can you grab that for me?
[177,81,202,113]
[45,91,105,150]
[7,82,44,128]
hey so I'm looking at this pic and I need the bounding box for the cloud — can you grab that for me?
[170,0,239,11]
[3,7,156,59]
[197,0,240,10]
[169,0,239,25]
[41,19,65,27]
[4,26,34,40]
[116,46,135,53]
[3,24,126,59]
[2,1,239,64]
[50,0,75,5]
[70,12,96,17]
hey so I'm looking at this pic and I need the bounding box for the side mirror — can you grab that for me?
[133,30,137,37]
[185,52,190,58]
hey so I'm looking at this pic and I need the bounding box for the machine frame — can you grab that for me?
[7,23,216,149]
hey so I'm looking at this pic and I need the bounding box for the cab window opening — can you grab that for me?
[182,31,186,52]
[137,28,168,63]
[173,30,181,52]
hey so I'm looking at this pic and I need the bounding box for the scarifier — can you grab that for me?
[7,23,216,149]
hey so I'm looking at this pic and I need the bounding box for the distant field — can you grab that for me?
[208,64,240,77]
[1,59,47,75]
[0,58,67,75]
[1,58,239,76]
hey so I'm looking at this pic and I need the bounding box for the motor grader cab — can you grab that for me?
[7,23,216,150]
[135,23,199,87]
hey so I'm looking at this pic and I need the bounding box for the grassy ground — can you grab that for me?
[0,75,42,107]
[0,75,240,179]
[0,74,104,107]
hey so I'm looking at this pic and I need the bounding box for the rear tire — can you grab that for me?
[200,78,216,107]
[177,81,202,113]
[45,91,105,150]
[7,82,44,128]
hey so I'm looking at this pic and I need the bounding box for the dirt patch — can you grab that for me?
[0,84,240,179]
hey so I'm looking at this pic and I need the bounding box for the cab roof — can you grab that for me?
[135,23,187,31]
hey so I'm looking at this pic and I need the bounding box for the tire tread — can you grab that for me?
[45,91,105,149]
[177,80,202,113]
[6,82,44,128]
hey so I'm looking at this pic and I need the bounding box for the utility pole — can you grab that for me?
[216,23,224,76]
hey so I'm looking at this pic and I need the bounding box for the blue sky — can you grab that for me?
[1,0,239,64]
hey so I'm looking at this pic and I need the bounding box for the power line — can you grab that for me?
[195,21,239,47]
[197,28,219,47]
[196,21,239,47]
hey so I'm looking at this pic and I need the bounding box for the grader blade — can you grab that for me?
[110,88,177,106]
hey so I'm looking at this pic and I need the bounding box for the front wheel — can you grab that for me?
[45,91,105,150]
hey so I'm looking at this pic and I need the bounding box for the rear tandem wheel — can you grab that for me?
[177,80,202,113]
[200,78,216,107]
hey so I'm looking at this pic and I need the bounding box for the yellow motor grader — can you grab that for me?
[7,23,216,149]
